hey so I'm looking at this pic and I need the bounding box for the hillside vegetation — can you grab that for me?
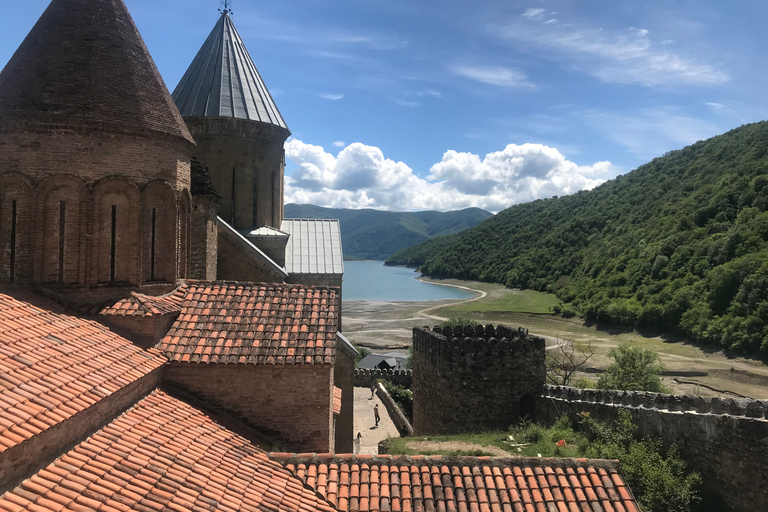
[285,204,492,260]
[387,121,768,358]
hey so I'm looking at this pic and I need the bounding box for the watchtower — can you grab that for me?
[412,324,546,435]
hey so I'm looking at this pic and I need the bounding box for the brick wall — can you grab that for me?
[163,363,335,453]
[184,117,289,231]
[334,348,355,453]
[0,129,193,295]
[189,196,218,280]
[217,225,284,283]
[0,367,162,492]
[537,386,768,512]
[412,325,546,436]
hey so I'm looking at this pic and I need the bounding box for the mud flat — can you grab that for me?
[342,278,768,399]
[342,299,457,349]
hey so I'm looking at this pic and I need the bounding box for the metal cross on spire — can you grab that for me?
[219,0,232,15]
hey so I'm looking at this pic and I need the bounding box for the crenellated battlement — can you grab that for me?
[542,384,768,419]
[354,368,413,388]
[413,325,546,366]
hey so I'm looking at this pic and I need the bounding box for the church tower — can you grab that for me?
[172,7,291,232]
[0,0,195,297]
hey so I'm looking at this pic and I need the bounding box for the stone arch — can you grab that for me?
[177,188,191,279]
[141,180,178,283]
[91,177,141,285]
[34,175,88,285]
[0,172,34,284]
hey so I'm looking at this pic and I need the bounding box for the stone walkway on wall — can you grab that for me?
[352,387,400,454]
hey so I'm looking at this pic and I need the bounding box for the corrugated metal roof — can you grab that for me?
[282,219,344,276]
[172,11,288,129]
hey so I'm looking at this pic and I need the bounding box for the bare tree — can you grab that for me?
[546,337,596,386]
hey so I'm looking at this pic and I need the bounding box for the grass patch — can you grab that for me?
[445,289,560,315]
[388,418,588,458]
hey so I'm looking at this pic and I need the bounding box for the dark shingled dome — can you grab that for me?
[0,0,194,143]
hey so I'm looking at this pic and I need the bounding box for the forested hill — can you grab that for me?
[386,121,768,358]
[284,204,492,261]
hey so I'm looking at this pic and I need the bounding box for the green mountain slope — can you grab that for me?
[284,204,493,261]
[386,121,768,357]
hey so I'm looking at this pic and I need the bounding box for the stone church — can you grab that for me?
[0,1,641,511]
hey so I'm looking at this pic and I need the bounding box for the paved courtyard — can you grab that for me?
[352,387,400,454]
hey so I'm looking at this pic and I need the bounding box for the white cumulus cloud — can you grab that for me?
[285,140,612,213]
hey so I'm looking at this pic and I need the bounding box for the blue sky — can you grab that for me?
[2,0,766,212]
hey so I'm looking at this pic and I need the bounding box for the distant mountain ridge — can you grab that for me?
[284,204,493,261]
[387,121,768,358]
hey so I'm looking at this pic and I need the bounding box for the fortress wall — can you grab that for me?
[354,369,413,388]
[412,325,546,435]
[537,385,768,512]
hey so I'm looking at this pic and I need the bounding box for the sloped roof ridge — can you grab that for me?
[269,453,622,471]
[185,280,340,292]
[0,0,194,143]
[172,11,289,130]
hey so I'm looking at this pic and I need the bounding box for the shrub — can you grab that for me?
[381,380,413,421]
[439,317,479,330]
[597,345,669,392]
[580,410,701,512]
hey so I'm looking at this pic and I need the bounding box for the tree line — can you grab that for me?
[387,121,768,359]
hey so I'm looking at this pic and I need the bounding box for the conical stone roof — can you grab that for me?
[172,11,289,131]
[0,0,194,143]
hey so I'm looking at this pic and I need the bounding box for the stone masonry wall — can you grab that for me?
[412,325,546,436]
[163,363,335,453]
[354,369,413,388]
[537,385,768,512]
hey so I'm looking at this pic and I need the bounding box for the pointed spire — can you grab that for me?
[0,0,194,144]
[172,10,289,131]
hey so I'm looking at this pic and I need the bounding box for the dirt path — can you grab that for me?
[415,280,487,322]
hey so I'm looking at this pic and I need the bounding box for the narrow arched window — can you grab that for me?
[0,174,32,284]
[41,184,83,285]
[93,181,140,285]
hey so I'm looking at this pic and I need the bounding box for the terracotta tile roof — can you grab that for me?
[272,455,640,512]
[0,390,338,512]
[0,291,164,454]
[334,387,343,415]
[99,286,187,317]
[157,282,339,365]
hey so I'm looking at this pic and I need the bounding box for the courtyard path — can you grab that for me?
[352,387,400,455]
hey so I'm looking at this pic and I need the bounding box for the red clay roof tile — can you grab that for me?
[155,282,339,365]
[1,390,337,512]
[99,287,187,318]
[0,290,164,455]
[270,456,640,512]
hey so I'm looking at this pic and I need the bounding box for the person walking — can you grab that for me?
[354,432,362,454]
[374,404,380,427]
[370,379,376,399]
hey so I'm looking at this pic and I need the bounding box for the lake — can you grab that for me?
[343,261,475,302]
